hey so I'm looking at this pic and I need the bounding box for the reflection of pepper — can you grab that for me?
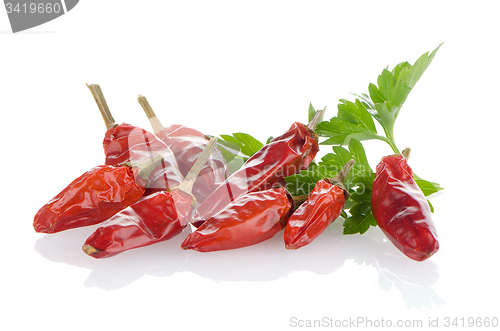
[181,186,294,252]
[138,95,227,203]
[371,148,439,261]
[192,110,323,226]
[87,84,183,192]
[82,138,218,258]
[33,155,163,234]
[284,160,354,250]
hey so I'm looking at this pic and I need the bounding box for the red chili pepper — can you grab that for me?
[33,155,163,234]
[138,95,228,203]
[371,148,439,261]
[181,186,294,252]
[82,138,218,258]
[87,84,183,193]
[284,160,354,250]
[191,110,323,226]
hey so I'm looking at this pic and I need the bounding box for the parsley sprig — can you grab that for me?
[217,44,444,235]
[288,44,444,234]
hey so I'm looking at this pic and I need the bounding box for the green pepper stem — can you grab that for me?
[137,94,165,134]
[86,83,116,130]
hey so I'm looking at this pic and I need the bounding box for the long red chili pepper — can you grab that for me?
[284,159,354,250]
[191,110,323,226]
[82,138,218,258]
[33,154,163,234]
[181,186,294,252]
[87,84,183,193]
[371,148,439,261]
[137,95,228,203]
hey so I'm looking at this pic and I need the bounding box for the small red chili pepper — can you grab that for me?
[371,148,439,261]
[82,138,218,258]
[191,110,323,226]
[87,84,183,193]
[284,159,354,250]
[33,154,164,234]
[181,186,294,252]
[137,95,228,203]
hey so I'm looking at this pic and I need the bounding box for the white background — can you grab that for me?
[2,1,500,330]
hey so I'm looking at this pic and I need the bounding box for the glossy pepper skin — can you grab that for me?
[82,189,193,258]
[33,165,146,234]
[371,152,439,261]
[181,187,294,252]
[137,96,228,204]
[284,179,347,250]
[87,84,183,193]
[192,121,319,226]
[82,137,219,258]
[154,124,228,204]
[103,123,183,193]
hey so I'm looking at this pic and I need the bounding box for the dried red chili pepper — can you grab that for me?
[191,110,323,226]
[137,95,228,203]
[87,84,183,193]
[371,148,439,261]
[284,159,354,250]
[82,138,218,258]
[33,155,163,234]
[181,186,294,252]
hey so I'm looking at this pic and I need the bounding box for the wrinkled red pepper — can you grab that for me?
[82,138,218,258]
[181,186,294,252]
[87,84,183,193]
[192,110,323,226]
[284,160,354,250]
[82,189,193,258]
[33,155,163,234]
[138,95,228,203]
[371,149,439,261]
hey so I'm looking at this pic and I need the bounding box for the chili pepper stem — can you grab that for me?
[307,107,326,131]
[137,95,165,134]
[402,147,411,160]
[292,194,309,206]
[172,137,218,198]
[86,83,116,130]
[333,159,355,183]
[327,159,355,198]
[124,154,165,184]
[82,244,99,255]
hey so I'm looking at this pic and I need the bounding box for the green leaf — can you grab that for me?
[308,102,315,122]
[319,146,354,176]
[400,43,443,89]
[316,117,384,146]
[367,44,442,141]
[343,201,377,235]
[215,139,248,175]
[368,83,385,105]
[348,172,374,202]
[337,99,377,134]
[347,138,372,174]
[415,179,444,197]
[376,69,396,105]
[285,169,325,196]
[219,133,264,158]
